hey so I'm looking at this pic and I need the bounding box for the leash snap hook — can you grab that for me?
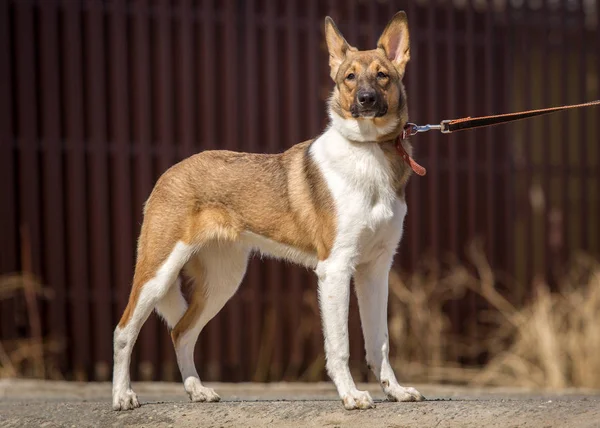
[403,122,452,138]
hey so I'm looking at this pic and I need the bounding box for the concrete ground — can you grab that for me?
[1,379,599,428]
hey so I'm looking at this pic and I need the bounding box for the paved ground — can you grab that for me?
[1,380,599,427]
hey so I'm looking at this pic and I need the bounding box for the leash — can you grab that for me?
[396,99,600,177]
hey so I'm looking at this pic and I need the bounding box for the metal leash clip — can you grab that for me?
[402,121,452,139]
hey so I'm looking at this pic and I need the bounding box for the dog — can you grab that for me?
[112,11,425,411]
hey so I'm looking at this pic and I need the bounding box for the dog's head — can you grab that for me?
[325,12,410,142]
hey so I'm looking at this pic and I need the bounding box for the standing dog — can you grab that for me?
[113,11,424,411]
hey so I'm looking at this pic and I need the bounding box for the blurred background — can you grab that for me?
[1,0,599,388]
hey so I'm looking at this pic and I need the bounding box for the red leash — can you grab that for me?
[397,99,600,177]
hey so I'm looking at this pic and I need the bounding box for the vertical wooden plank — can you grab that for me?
[178,0,196,158]
[307,0,320,137]
[14,0,43,374]
[39,0,67,373]
[106,0,132,382]
[541,1,553,279]
[445,0,460,351]
[597,0,600,257]
[484,1,496,266]
[156,0,174,171]
[406,0,421,270]
[200,0,216,151]
[426,1,440,260]
[62,0,89,380]
[143,0,174,381]
[131,0,158,381]
[0,0,18,341]
[265,0,283,380]
[85,0,111,381]
[283,0,304,379]
[198,0,222,380]
[243,0,262,380]
[577,4,588,252]
[465,0,479,352]
[559,0,570,268]
[221,0,242,380]
[504,2,517,295]
[15,0,42,282]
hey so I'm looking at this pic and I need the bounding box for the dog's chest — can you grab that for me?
[311,131,405,259]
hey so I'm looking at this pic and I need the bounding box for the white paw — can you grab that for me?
[112,389,140,411]
[184,377,221,403]
[384,384,425,402]
[342,390,375,410]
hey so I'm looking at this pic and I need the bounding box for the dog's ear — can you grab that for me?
[324,16,353,81]
[377,11,410,75]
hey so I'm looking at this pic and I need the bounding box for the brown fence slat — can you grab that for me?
[221,0,243,381]
[264,0,283,381]
[85,0,111,381]
[39,0,67,374]
[62,0,89,380]
[107,0,132,382]
[2,0,599,383]
[199,0,221,380]
[284,0,304,380]
[426,1,440,260]
[484,2,496,265]
[406,0,421,270]
[15,0,42,280]
[243,0,262,379]
[131,0,159,381]
[0,0,18,342]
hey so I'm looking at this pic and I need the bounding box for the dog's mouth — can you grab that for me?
[350,104,388,119]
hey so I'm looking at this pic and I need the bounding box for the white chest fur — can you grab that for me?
[310,127,406,266]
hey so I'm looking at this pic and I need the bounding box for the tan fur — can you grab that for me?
[118,141,335,328]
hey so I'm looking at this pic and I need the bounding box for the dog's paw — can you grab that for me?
[112,389,140,411]
[342,390,375,410]
[385,385,426,402]
[184,377,221,403]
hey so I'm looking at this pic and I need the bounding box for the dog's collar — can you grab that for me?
[396,125,426,176]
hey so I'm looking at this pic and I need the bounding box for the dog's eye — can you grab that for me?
[377,71,388,79]
[346,73,355,81]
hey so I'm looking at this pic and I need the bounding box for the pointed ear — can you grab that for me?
[324,16,353,81]
[377,11,410,75]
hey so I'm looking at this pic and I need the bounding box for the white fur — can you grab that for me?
[330,110,399,143]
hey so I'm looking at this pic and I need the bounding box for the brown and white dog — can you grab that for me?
[113,11,425,411]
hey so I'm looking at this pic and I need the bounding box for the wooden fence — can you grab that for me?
[0,0,598,382]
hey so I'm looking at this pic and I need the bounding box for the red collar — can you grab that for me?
[396,125,426,176]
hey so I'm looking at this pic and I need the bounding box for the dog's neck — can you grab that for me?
[328,110,402,144]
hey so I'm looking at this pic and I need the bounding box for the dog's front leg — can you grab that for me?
[354,254,425,403]
[317,260,375,410]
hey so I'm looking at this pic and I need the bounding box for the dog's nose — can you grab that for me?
[357,90,377,107]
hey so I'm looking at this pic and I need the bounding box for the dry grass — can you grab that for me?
[0,272,62,379]
[389,242,600,389]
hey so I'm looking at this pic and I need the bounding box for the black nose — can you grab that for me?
[357,90,377,107]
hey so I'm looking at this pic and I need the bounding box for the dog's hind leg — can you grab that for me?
[171,243,249,403]
[112,241,194,411]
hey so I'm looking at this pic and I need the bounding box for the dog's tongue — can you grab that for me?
[395,137,426,176]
